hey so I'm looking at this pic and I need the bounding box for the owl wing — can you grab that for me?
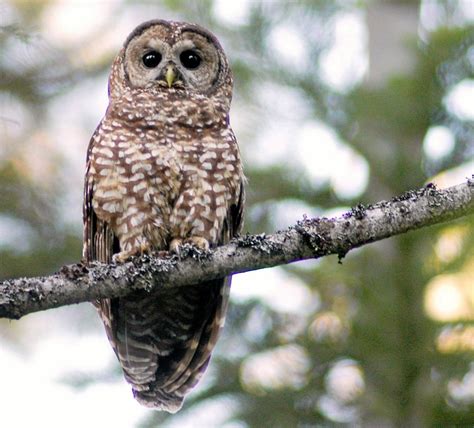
[227,179,246,238]
[82,125,121,353]
[83,121,117,264]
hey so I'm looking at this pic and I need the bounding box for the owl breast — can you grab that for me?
[89,116,181,252]
[89,103,239,254]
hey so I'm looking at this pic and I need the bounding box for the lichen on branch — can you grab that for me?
[0,180,473,320]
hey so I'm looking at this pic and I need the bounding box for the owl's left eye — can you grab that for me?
[180,50,202,69]
[142,51,162,68]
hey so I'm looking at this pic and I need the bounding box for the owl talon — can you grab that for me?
[169,238,183,254]
[113,251,135,263]
[140,241,152,254]
[169,236,210,254]
[185,236,210,251]
[113,242,152,263]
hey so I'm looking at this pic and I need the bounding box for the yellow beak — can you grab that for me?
[165,66,176,88]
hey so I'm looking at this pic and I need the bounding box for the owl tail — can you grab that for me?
[97,277,230,413]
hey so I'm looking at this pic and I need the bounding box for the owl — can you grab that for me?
[82,20,245,413]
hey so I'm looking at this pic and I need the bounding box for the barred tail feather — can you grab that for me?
[97,277,230,412]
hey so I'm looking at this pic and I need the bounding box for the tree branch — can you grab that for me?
[1,180,473,320]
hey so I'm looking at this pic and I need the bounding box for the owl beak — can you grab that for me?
[165,66,177,88]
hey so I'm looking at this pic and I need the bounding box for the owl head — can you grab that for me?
[109,20,232,99]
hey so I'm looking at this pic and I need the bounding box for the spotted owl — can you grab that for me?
[82,20,245,413]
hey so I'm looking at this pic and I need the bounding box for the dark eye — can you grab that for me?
[142,51,162,68]
[180,50,202,69]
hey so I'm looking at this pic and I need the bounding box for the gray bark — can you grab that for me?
[0,180,473,320]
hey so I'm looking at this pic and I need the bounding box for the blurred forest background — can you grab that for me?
[0,1,473,427]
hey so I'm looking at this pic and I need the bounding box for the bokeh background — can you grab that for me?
[1,1,473,427]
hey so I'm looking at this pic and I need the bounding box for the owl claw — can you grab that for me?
[169,238,183,254]
[112,251,134,263]
[169,236,210,254]
[186,236,210,250]
[113,242,152,263]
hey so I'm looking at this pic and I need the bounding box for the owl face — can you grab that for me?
[122,20,225,94]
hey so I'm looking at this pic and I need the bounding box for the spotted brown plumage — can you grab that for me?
[82,20,245,412]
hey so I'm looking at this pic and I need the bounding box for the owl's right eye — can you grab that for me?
[142,51,162,68]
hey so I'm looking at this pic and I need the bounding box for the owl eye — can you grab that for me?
[142,51,162,68]
[180,50,202,69]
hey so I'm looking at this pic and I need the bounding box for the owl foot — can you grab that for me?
[169,236,210,255]
[112,251,135,263]
[112,242,152,263]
